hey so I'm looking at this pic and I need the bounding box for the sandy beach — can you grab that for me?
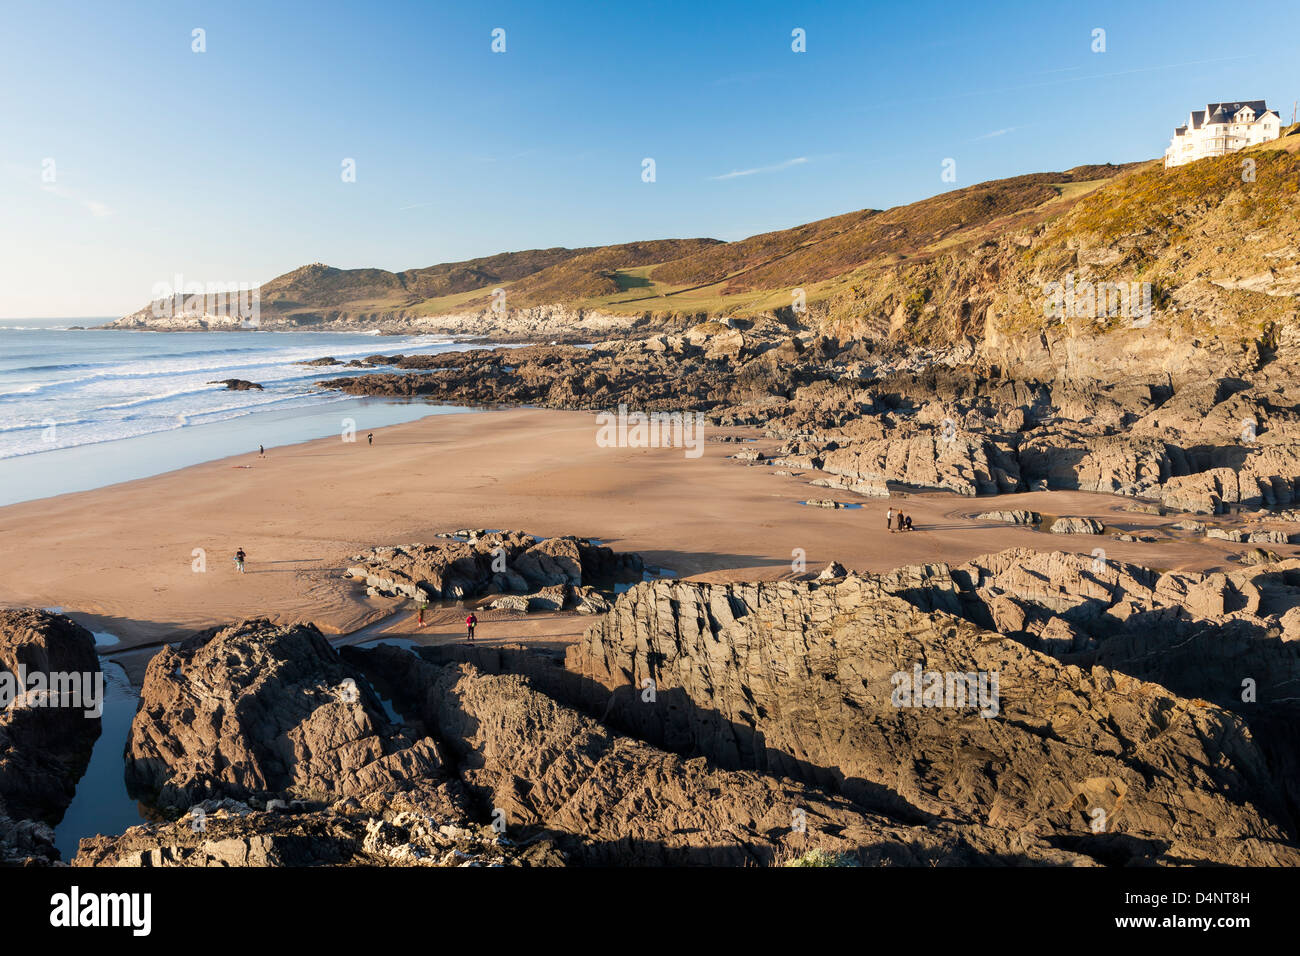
[2,406,1293,655]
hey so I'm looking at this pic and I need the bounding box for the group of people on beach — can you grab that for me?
[885,507,914,533]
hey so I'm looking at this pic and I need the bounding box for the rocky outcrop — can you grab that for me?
[73,793,565,868]
[1049,517,1105,534]
[316,331,805,410]
[125,619,452,811]
[60,544,1300,867]
[975,510,1039,525]
[937,548,1300,830]
[343,646,1093,865]
[206,379,264,390]
[313,331,1300,521]
[0,609,101,864]
[343,531,643,605]
[820,429,1019,497]
[565,576,1300,864]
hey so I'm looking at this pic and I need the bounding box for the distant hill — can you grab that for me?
[111,129,1300,355]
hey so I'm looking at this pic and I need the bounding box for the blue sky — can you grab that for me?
[1,0,1296,317]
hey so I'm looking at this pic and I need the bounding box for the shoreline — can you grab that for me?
[0,322,500,507]
[2,406,1295,653]
[0,394,479,508]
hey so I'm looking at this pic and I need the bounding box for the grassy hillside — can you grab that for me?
[121,132,1300,351]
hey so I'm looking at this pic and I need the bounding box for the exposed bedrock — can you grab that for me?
[564,575,1300,864]
[317,333,1300,510]
[68,539,1300,867]
[343,531,643,605]
[938,548,1300,825]
[345,645,1097,866]
[73,790,566,868]
[124,618,455,812]
[83,618,575,866]
[0,609,101,864]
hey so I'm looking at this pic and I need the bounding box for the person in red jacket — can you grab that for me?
[466,612,477,641]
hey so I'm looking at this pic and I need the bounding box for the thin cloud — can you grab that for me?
[973,126,1020,141]
[42,184,113,218]
[711,157,809,181]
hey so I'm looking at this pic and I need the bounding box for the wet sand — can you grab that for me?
[1,407,1295,653]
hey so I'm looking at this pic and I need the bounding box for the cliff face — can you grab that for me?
[817,135,1300,378]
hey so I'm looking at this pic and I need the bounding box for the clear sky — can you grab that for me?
[1,0,1296,318]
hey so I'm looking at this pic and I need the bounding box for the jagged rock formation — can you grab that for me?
[53,540,1300,867]
[566,575,1300,865]
[1049,517,1105,534]
[976,510,1040,524]
[81,618,576,867]
[73,793,565,868]
[0,609,100,865]
[343,530,643,606]
[124,619,452,811]
[315,327,1300,517]
[939,548,1300,822]
[345,646,1094,865]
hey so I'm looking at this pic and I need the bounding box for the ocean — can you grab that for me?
[0,318,483,506]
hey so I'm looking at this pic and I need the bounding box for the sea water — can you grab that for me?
[0,318,488,505]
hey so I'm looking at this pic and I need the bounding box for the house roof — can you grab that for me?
[1169,99,1281,151]
[1193,100,1274,127]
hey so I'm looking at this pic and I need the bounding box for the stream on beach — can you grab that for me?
[53,657,149,860]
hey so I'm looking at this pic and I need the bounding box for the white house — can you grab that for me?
[1165,100,1281,167]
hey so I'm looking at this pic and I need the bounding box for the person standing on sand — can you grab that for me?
[896,512,905,533]
[234,548,246,573]
[258,444,264,457]
[886,507,894,532]
[466,612,477,641]
[416,602,426,628]
[367,432,373,446]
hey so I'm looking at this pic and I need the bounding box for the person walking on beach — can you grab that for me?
[234,548,246,573]
[466,612,477,642]
[886,507,894,533]
[416,602,427,628]
[367,432,373,446]
[258,444,264,457]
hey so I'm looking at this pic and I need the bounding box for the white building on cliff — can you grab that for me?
[1165,100,1281,167]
